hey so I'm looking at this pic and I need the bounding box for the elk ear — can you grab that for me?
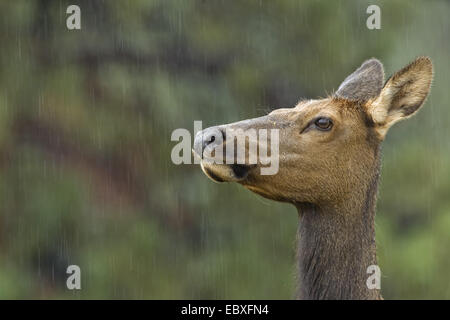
[335,58,385,101]
[366,57,433,138]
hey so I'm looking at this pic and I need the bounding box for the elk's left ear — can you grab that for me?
[367,57,433,138]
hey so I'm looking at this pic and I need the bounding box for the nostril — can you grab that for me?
[201,127,225,154]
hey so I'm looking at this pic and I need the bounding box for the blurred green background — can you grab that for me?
[0,0,449,299]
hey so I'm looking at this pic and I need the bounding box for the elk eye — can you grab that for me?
[314,117,333,131]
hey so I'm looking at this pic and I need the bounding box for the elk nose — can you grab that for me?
[193,126,225,158]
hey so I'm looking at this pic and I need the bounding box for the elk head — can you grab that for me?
[193,57,433,208]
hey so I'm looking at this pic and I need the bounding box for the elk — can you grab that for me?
[193,57,433,300]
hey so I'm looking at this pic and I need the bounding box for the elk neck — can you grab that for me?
[294,150,382,300]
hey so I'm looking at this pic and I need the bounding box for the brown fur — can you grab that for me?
[194,57,433,299]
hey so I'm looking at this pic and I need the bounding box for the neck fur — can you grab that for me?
[295,159,382,300]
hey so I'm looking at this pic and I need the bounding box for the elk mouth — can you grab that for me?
[230,164,251,179]
[200,161,252,183]
[202,166,225,183]
[192,146,252,183]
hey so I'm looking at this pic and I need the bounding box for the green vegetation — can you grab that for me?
[0,0,449,299]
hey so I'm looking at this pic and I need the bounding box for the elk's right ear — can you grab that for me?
[366,57,433,139]
[335,58,385,101]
